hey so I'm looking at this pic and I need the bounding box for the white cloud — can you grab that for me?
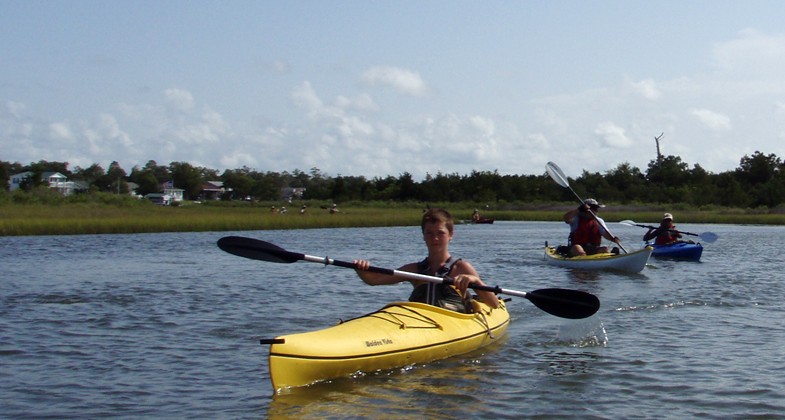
[291,81,323,113]
[219,151,258,170]
[712,29,785,78]
[361,66,429,97]
[594,122,633,148]
[164,88,195,113]
[526,132,550,149]
[1,101,33,139]
[334,93,379,112]
[416,114,503,165]
[80,114,133,156]
[5,100,27,119]
[689,108,732,131]
[96,114,133,148]
[627,78,662,100]
[49,122,73,141]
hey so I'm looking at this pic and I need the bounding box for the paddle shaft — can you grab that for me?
[301,252,531,298]
[629,222,699,236]
[216,237,516,295]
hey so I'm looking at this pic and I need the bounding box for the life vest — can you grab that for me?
[408,256,469,313]
[570,217,601,246]
[655,225,681,245]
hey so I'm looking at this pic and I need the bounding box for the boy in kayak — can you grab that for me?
[562,198,620,257]
[354,208,500,312]
[643,213,685,245]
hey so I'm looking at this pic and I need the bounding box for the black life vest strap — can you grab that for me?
[410,256,472,312]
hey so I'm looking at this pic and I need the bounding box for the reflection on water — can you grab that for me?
[267,342,502,419]
[566,269,603,282]
[540,351,601,376]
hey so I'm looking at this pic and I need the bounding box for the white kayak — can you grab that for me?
[544,243,653,273]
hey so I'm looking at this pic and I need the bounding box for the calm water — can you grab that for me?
[2,222,784,418]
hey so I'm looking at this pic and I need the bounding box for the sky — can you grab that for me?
[3,1,785,181]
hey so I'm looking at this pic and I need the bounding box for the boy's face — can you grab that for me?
[422,221,452,247]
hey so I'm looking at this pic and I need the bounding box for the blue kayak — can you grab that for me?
[648,242,703,261]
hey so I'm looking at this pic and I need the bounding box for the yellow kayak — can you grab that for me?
[265,299,510,392]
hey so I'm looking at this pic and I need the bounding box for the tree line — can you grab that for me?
[1,151,784,209]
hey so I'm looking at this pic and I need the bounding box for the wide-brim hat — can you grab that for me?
[585,198,605,208]
[663,213,674,221]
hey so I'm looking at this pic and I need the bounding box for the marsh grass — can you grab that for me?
[2,200,784,236]
[0,203,426,236]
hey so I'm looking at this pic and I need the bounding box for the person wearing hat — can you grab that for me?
[562,198,620,256]
[471,208,481,223]
[643,213,683,245]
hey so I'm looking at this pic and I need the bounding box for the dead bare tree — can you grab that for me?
[654,132,664,166]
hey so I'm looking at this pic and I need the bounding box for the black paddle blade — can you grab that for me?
[217,236,303,263]
[525,288,600,319]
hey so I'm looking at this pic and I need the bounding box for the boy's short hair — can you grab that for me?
[421,208,454,234]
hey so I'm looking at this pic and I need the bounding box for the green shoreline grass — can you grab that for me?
[2,201,785,236]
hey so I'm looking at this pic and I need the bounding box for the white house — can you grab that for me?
[9,171,85,195]
[161,180,184,202]
[144,193,172,205]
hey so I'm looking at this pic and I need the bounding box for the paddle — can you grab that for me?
[217,236,601,320]
[619,220,718,243]
[545,161,628,253]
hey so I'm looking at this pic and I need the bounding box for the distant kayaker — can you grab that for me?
[471,209,481,223]
[563,198,620,257]
[354,208,500,312]
[643,213,684,245]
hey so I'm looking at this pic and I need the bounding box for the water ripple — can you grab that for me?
[2,225,785,417]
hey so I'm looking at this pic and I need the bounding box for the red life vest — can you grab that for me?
[655,225,680,245]
[571,217,601,246]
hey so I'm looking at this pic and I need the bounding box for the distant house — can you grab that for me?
[145,193,171,205]
[8,171,87,196]
[281,187,306,201]
[126,182,142,198]
[161,180,184,202]
[199,180,227,200]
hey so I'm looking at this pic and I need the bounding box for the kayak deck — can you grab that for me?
[266,300,509,392]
